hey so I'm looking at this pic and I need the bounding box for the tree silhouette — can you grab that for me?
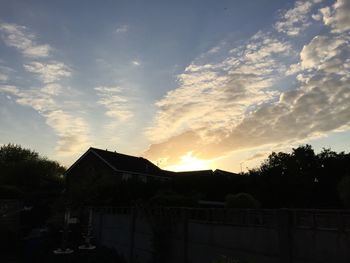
[0,143,65,200]
[247,145,350,208]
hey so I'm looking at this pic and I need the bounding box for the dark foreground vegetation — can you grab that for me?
[167,144,350,209]
[0,143,349,262]
[166,145,350,209]
[2,143,349,209]
[68,145,350,209]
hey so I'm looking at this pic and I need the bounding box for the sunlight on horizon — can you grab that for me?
[164,151,211,172]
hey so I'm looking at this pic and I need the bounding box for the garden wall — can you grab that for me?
[92,207,350,263]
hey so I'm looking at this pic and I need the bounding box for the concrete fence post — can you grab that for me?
[183,210,189,263]
[129,208,136,263]
[98,212,104,244]
[277,209,292,263]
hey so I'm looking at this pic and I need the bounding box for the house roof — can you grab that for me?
[90,147,162,176]
[65,147,164,177]
[65,147,238,178]
[213,169,239,176]
[171,169,239,177]
[173,170,214,177]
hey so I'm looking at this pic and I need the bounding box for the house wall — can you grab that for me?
[92,207,350,263]
[65,152,122,201]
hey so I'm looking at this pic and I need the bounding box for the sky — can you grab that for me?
[0,0,350,173]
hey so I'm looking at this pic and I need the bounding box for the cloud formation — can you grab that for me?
[146,32,291,143]
[0,23,51,58]
[95,86,133,121]
[132,60,141,66]
[0,83,92,156]
[0,23,91,156]
[0,73,8,82]
[115,25,129,33]
[24,62,71,83]
[275,0,322,36]
[145,0,350,168]
[319,0,350,33]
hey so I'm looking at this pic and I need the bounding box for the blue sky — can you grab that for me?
[1,0,350,172]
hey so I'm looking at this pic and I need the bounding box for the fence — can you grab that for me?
[91,207,350,263]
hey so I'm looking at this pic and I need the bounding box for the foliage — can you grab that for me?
[0,143,65,229]
[166,145,350,209]
[337,176,350,208]
[30,245,126,263]
[0,143,65,199]
[212,255,255,263]
[68,246,126,263]
[0,185,23,198]
[247,145,350,208]
[150,190,198,207]
[225,193,261,208]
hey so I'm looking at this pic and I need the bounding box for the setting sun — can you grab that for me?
[165,151,211,171]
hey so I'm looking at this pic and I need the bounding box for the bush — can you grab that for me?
[150,191,197,207]
[212,255,255,263]
[338,176,350,208]
[0,185,23,198]
[225,193,261,209]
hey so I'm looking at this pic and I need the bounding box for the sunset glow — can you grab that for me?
[0,0,350,172]
[165,152,211,172]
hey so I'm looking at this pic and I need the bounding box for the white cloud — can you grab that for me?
[23,61,71,83]
[41,83,63,95]
[0,23,90,156]
[300,34,349,74]
[95,86,133,121]
[0,85,19,95]
[144,0,350,168]
[24,45,51,58]
[45,110,91,155]
[146,32,291,144]
[286,63,302,75]
[132,60,140,66]
[146,67,350,165]
[275,0,322,36]
[319,0,350,33]
[0,73,8,81]
[0,85,91,155]
[115,25,129,33]
[0,23,51,58]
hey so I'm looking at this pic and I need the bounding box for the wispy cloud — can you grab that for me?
[144,0,350,168]
[24,61,71,83]
[245,152,269,162]
[0,23,91,156]
[0,65,15,82]
[132,60,141,66]
[275,0,322,36]
[0,23,51,58]
[146,32,291,144]
[115,25,129,33]
[319,0,350,33]
[45,110,91,155]
[0,73,8,82]
[0,84,91,155]
[95,86,133,122]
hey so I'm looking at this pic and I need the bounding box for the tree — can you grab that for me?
[225,193,261,208]
[0,143,65,199]
[337,176,350,208]
[247,145,350,208]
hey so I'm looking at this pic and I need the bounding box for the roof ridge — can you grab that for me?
[91,147,143,159]
[89,148,118,171]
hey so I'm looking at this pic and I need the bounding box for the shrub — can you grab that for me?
[0,185,23,198]
[338,176,350,208]
[212,255,255,263]
[225,193,261,209]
